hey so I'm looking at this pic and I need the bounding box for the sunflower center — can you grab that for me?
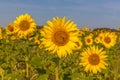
[53,31,69,46]
[19,21,30,31]
[104,36,111,44]
[88,54,100,65]
[8,25,14,32]
[87,39,91,43]
[76,42,80,47]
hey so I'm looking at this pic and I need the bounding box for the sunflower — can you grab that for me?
[74,40,83,50]
[5,24,15,35]
[78,30,85,36]
[13,13,36,38]
[97,32,104,43]
[80,46,108,74]
[85,34,93,45]
[101,32,117,48]
[94,37,100,44]
[41,16,79,58]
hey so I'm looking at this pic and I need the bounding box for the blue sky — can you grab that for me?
[0,0,120,29]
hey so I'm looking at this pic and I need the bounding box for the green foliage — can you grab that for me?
[36,74,48,80]
[29,56,41,67]
[0,28,120,80]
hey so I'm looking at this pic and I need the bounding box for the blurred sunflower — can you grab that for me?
[80,46,108,74]
[74,40,83,50]
[41,16,79,58]
[97,32,104,43]
[94,37,100,44]
[78,30,85,36]
[101,32,117,48]
[5,24,15,35]
[13,13,36,38]
[85,34,93,45]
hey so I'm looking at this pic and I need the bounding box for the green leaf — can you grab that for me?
[29,56,41,67]
[36,74,48,80]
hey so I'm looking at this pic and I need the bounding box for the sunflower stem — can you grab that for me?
[55,67,59,80]
[0,68,4,80]
[25,56,29,79]
[26,62,29,78]
[25,39,30,79]
[1,73,4,80]
[55,58,63,80]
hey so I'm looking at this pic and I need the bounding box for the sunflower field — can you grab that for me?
[0,13,120,80]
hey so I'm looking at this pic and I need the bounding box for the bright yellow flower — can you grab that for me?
[97,32,104,43]
[80,46,108,74]
[74,40,83,50]
[41,16,79,58]
[78,30,85,36]
[101,32,117,48]
[85,35,93,45]
[13,13,36,38]
[5,24,15,35]
[94,37,100,44]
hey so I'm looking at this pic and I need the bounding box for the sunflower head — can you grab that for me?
[13,13,36,38]
[5,24,15,35]
[78,30,85,36]
[80,46,108,74]
[94,37,100,44]
[97,32,104,43]
[74,40,83,50]
[101,32,117,48]
[85,35,93,45]
[41,16,79,58]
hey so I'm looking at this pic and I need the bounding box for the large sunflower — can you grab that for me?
[13,13,36,38]
[101,32,117,48]
[41,16,79,58]
[80,46,108,74]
